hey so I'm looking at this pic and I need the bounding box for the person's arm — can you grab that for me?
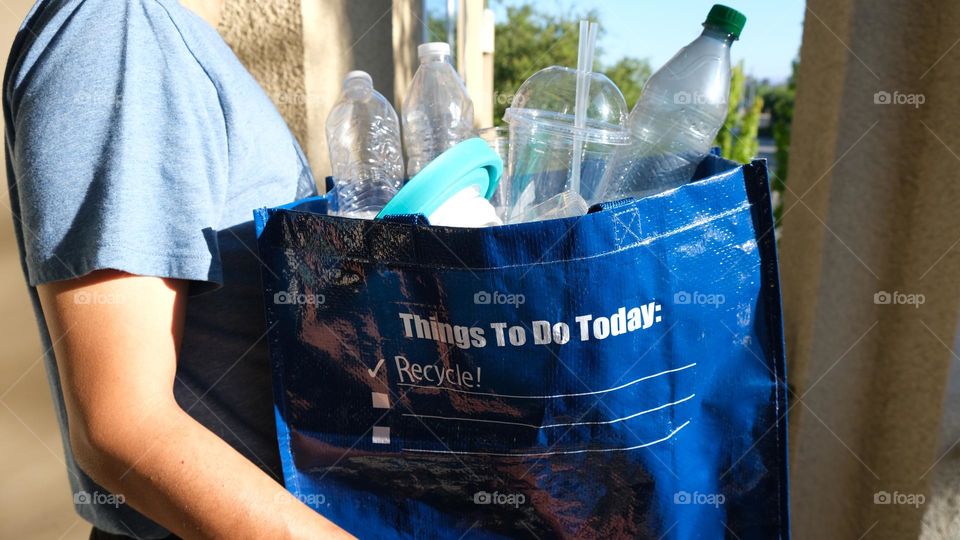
[38,270,353,540]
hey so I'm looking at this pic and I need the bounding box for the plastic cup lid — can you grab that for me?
[377,137,502,221]
[418,42,451,59]
[501,66,630,144]
[503,108,631,145]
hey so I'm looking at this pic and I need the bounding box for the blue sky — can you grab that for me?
[431,1,806,84]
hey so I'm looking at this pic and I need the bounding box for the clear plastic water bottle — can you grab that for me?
[325,71,405,218]
[402,42,477,178]
[595,5,746,203]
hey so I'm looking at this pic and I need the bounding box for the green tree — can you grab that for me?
[492,4,651,125]
[771,57,797,188]
[425,10,454,59]
[602,57,651,109]
[732,93,763,164]
[715,63,743,159]
[426,17,445,44]
[757,55,798,228]
[493,5,588,124]
[713,61,764,171]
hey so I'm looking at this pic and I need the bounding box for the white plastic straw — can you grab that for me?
[570,20,598,195]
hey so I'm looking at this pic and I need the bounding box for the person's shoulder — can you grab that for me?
[15,0,186,43]
[5,0,201,100]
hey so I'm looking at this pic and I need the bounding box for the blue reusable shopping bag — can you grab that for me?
[254,156,789,539]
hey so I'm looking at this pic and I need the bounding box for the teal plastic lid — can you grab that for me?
[377,137,503,220]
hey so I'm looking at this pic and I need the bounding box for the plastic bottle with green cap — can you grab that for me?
[594,4,747,204]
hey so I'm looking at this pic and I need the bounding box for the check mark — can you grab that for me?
[368,358,386,378]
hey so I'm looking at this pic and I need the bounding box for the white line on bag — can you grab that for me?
[402,421,691,457]
[401,394,696,429]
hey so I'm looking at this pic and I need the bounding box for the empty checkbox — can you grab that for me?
[371,392,390,409]
[372,426,390,444]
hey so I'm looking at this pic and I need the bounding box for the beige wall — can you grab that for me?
[219,0,422,184]
[783,1,960,539]
[208,0,422,181]
[219,0,309,148]
[301,0,420,181]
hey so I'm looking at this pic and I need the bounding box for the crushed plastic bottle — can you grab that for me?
[325,71,405,218]
[402,42,477,177]
[595,4,746,203]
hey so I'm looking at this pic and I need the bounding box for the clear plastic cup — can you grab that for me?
[502,66,630,223]
[514,190,590,223]
[479,126,510,219]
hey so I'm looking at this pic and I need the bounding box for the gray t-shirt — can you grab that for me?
[3,0,316,536]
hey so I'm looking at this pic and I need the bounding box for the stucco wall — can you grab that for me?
[219,0,308,150]
[783,1,960,539]
[301,0,420,180]
[218,0,420,182]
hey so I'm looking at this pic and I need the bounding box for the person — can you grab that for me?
[3,0,353,538]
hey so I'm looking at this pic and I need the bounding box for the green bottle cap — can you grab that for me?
[704,4,746,40]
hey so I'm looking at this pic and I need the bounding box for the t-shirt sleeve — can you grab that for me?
[9,0,229,288]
